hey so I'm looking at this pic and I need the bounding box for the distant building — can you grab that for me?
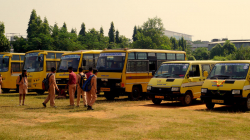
[208,40,250,50]
[190,43,209,51]
[164,30,192,41]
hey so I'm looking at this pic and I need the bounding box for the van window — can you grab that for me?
[202,64,211,76]
[167,53,175,60]
[189,65,200,77]
[12,55,20,60]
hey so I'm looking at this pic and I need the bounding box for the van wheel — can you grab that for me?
[37,91,45,95]
[104,92,115,100]
[181,93,192,106]
[206,102,215,110]
[130,86,141,101]
[152,98,162,105]
[2,89,10,93]
[245,96,250,111]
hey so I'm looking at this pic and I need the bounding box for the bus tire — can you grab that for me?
[130,86,141,101]
[37,90,45,95]
[2,89,10,93]
[181,92,192,106]
[104,92,115,100]
[206,102,215,110]
[152,98,162,105]
[245,95,250,111]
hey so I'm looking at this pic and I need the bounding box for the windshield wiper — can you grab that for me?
[209,75,231,79]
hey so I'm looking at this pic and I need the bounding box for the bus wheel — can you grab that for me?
[206,102,215,110]
[152,98,162,105]
[37,91,45,95]
[181,92,192,106]
[245,95,250,111]
[130,86,141,101]
[104,92,115,100]
[2,89,10,93]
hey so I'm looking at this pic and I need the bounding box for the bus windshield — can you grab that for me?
[207,63,249,79]
[0,55,9,72]
[23,52,44,72]
[96,53,126,72]
[57,55,80,72]
[154,63,189,78]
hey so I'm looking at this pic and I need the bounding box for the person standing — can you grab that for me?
[87,69,98,110]
[76,67,87,107]
[0,74,2,94]
[16,69,28,106]
[66,67,77,106]
[86,67,93,79]
[43,67,59,107]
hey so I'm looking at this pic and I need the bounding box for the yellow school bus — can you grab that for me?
[23,50,68,94]
[0,52,25,93]
[147,61,218,105]
[55,50,102,89]
[201,61,250,110]
[96,48,186,100]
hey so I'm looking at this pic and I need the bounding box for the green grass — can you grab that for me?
[0,92,250,140]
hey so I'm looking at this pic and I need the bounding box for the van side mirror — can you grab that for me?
[203,71,208,77]
[82,59,86,66]
[152,70,155,76]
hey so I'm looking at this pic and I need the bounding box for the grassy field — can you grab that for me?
[0,92,250,140]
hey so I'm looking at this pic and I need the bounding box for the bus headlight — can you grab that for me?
[201,88,207,93]
[171,87,180,91]
[116,83,120,86]
[232,90,240,94]
[147,86,152,90]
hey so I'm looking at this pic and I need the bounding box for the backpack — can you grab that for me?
[42,73,53,91]
[82,75,95,92]
[78,73,87,88]
[16,75,22,88]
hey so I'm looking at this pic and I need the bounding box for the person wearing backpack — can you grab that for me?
[86,67,93,79]
[86,69,98,110]
[16,69,28,106]
[42,67,59,108]
[76,67,87,107]
[66,67,77,106]
[0,74,2,94]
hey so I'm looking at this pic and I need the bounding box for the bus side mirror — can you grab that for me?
[82,60,86,66]
[203,71,208,77]
[152,70,155,76]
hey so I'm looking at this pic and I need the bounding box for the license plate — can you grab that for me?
[212,99,224,103]
[100,88,110,91]
[155,96,164,99]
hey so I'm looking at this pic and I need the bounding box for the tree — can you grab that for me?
[223,40,237,55]
[61,22,67,33]
[170,37,178,50]
[12,36,28,53]
[100,27,104,36]
[179,37,187,51]
[27,9,38,39]
[193,47,209,60]
[79,23,86,36]
[210,43,224,59]
[142,16,165,35]
[0,22,10,52]
[115,30,120,43]
[108,21,115,43]
[71,28,77,34]
[132,26,137,42]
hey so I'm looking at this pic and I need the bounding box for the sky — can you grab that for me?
[1,0,250,42]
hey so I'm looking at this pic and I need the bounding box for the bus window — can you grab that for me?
[11,63,21,72]
[176,54,185,60]
[20,55,24,60]
[23,53,44,72]
[94,54,99,67]
[127,60,149,72]
[0,56,9,72]
[167,53,175,60]
[83,54,94,70]
[56,53,63,59]
[136,53,147,59]
[58,55,80,72]
[21,63,23,70]
[128,53,135,59]
[156,53,166,60]
[46,61,56,71]
[149,61,156,71]
[97,53,126,72]
[47,53,55,59]
[12,55,20,60]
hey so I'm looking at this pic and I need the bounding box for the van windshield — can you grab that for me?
[23,53,44,72]
[57,55,80,72]
[207,63,249,79]
[96,53,126,72]
[0,55,9,72]
[154,63,189,78]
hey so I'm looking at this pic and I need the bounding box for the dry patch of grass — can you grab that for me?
[0,92,250,139]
